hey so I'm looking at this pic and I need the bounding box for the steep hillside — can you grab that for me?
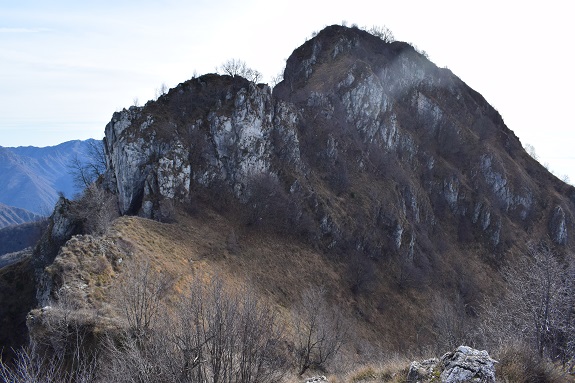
[98,24,575,355]
[3,25,575,382]
[103,25,574,267]
[0,139,101,215]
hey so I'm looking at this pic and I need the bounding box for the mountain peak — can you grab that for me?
[276,24,418,99]
[4,25,575,376]
[102,24,574,262]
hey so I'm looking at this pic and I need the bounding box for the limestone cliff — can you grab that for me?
[103,25,575,263]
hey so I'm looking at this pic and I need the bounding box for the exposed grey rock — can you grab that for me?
[407,346,496,383]
[304,376,328,383]
[104,77,302,218]
[407,358,440,382]
[440,346,496,383]
[101,24,575,256]
[33,197,80,305]
[549,206,568,245]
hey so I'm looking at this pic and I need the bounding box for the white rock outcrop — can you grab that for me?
[407,346,497,383]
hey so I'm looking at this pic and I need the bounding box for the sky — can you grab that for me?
[1,0,574,182]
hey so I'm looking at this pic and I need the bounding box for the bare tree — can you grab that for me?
[482,243,575,364]
[68,139,107,191]
[218,59,262,83]
[155,82,169,100]
[293,287,348,375]
[368,25,395,43]
[270,71,284,88]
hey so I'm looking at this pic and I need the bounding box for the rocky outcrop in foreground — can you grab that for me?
[407,346,497,383]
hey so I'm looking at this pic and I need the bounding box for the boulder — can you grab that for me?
[304,376,328,383]
[407,346,496,383]
[407,358,440,382]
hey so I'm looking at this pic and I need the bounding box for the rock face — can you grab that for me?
[103,24,575,265]
[304,376,328,383]
[407,346,497,383]
[32,197,82,305]
[103,75,301,219]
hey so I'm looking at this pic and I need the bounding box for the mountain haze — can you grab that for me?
[0,202,43,228]
[0,139,98,215]
[2,25,574,381]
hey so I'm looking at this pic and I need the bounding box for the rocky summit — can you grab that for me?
[104,24,574,259]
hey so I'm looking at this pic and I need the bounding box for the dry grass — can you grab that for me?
[42,208,431,362]
[40,210,427,349]
[39,207,575,382]
[494,343,575,383]
[283,357,411,383]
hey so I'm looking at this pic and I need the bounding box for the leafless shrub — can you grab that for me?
[226,229,240,254]
[218,59,262,83]
[158,198,176,223]
[118,261,172,339]
[495,341,570,383]
[346,254,376,296]
[234,291,287,383]
[68,139,107,191]
[481,243,575,365]
[0,346,97,383]
[70,184,118,235]
[245,174,291,231]
[0,347,59,383]
[270,71,284,88]
[367,25,395,43]
[430,292,472,353]
[293,286,348,375]
[525,143,539,161]
[107,273,286,383]
[10,291,99,382]
[171,277,286,383]
[100,328,169,383]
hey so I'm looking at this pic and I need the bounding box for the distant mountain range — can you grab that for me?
[0,202,43,228]
[0,218,46,258]
[0,139,97,223]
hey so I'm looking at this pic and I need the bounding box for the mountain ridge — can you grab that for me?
[2,24,574,381]
[103,24,574,258]
[0,202,43,228]
[0,139,100,215]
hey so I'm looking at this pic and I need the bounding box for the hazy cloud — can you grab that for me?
[0,27,51,33]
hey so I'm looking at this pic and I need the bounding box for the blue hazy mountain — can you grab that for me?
[0,139,98,217]
[0,202,43,228]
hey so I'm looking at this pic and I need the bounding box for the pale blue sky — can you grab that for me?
[1,0,574,181]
